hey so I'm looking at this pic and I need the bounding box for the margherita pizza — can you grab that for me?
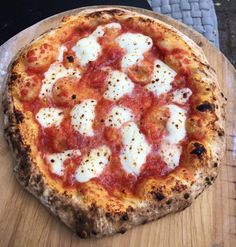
[3,8,226,238]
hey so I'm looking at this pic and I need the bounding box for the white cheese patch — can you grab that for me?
[72,37,102,67]
[57,45,67,62]
[70,99,97,136]
[159,142,182,170]
[172,88,192,104]
[75,145,111,183]
[165,104,187,144]
[103,70,134,101]
[46,150,81,176]
[105,106,134,128]
[120,122,151,175]
[72,23,121,67]
[36,107,64,128]
[105,22,121,30]
[145,59,177,96]
[159,104,187,169]
[39,63,81,98]
[116,33,153,70]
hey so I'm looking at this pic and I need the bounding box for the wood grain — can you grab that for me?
[0,6,235,247]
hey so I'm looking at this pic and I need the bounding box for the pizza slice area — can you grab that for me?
[13,17,216,198]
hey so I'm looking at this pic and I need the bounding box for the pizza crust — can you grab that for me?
[3,7,226,238]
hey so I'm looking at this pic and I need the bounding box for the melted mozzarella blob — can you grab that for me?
[39,63,81,98]
[72,23,121,66]
[103,70,134,101]
[36,107,64,128]
[70,99,97,137]
[159,104,187,169]
[105,106,134,128]
[165,104,187,144]
[145,59,177,96]
[159,143,181,170]
[46,150,81,176]
[39,45,81,98]
[75,145,111,183]
[120,122,151,175]
[116,33,153,70]
[172,88,192,104]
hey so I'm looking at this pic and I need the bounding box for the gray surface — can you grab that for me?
[148,0,219,47]
[213,0,236,68]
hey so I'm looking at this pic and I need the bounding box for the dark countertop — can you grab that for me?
[0,0,151,45]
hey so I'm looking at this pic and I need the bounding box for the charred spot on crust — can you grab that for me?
[120,213,129,221]
[142,219,148,225]
[184,193,190,199]
[197,41,203,47]
[14,109,24,123]
[214,162,218,167]
[77,215,88,225]
[152,191,165,201]
[127,206,134,212]
[205,177,212,185]
[91,230,98,236]
[172,181,188,193]
[218,128,225,137]
[190,143,206,156]
[118,227,127,234]
[166,199,172,205]
[77,230,88,239]
[10,73,18,81]
[66,56,74,63]
[138,17,153,24]
[196,102,214,112]
[86,9,125,18]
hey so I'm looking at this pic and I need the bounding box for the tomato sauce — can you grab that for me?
[21,20,193,195]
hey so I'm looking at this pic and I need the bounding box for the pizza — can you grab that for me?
[3,8,226,238]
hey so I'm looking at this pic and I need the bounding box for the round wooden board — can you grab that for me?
[0,6,235,247]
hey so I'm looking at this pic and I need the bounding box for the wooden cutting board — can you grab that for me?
[0,6,235,247]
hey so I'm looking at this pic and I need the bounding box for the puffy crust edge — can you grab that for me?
[2,7,226,238]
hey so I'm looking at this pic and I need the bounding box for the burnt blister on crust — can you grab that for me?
[217,128,225,137]
[190,143,206,156]
[152,191,165,201]
[14,109,24,123]
[183,193,190,200]
[120,213,129,221]
[86,9,125,18]
[196,102,214,112]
